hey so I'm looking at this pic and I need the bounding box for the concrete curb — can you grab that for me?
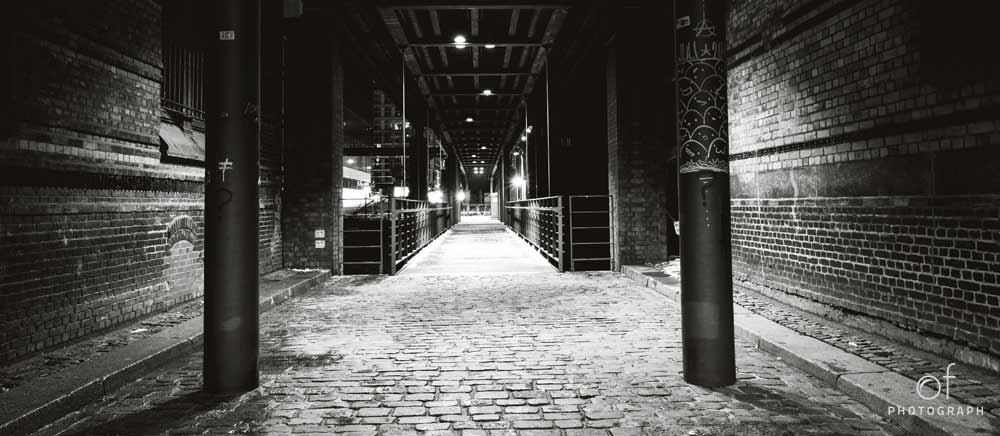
[621,265,999,436]
[0,269,330,436]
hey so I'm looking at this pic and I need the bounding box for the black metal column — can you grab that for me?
[204,0,260,394]
[674,0,735,387]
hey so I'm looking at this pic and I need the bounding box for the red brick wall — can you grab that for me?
[727,0,1000,357]
[0,0,284,363]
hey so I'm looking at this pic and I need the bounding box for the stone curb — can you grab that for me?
[621,265,999,436]
[0,269,330,436]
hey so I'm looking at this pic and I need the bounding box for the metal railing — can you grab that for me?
[342,197,450,275]
[568,195,615,271]
[342,198,388,275]
[504,195,616,272]
[461,203,491,216]
[505,196,565,271]
[387,198,451,274]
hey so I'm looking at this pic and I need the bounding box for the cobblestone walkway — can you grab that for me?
[35,267,904,436]
[654,259,1000,418]
[0,270,313,394]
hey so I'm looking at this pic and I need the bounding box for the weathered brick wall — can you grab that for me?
[0,0,284,363]
[727,0,1000,358]
[606,5,677,266]
[281,21,343,272]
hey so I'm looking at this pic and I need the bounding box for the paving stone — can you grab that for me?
[34,272,906,436]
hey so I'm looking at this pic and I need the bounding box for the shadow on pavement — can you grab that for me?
[58,390,263,436]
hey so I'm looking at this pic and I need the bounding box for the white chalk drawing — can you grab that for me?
[218,159,234,183]
[692,1,717,38]
[677,0,728,174]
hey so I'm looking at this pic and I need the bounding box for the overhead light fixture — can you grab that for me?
[365,166,372,169]
[453,35,466,44]
[520,135,527,141]
[465,117,474,122]
[346,158,355,164]
[526,125,533,133]
[456,191,466,202]
[471,154,477,157]
[484,44,496,49]
[511,175,525,187]
[481,89,493,96]
[513,151,520,156]
[481,146,487,150]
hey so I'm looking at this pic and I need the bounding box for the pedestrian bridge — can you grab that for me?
[398,216,555,276]
[343,196,615,275]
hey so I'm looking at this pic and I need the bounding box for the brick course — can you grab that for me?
[0,1,285,363]
[727,0,1000,358]
[606,5,678,266]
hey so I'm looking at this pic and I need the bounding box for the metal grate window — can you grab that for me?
[162,41,204,123]
[161,0,206,125]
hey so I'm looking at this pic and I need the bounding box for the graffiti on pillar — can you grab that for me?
[218,159,234,183]
[676,0,729,174]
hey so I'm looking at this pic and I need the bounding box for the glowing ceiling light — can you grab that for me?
[484,44,496,49]
[520,135,527,141]
[480,146,487,150]
[346,158,355,164]
[456,191,466,202]
[511,175,525,187]
[481,89,493,96]
[471,154,477,158]
[465,117,474,122]
[453,35,466,44]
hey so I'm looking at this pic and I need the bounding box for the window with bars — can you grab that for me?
[161,0,206,127]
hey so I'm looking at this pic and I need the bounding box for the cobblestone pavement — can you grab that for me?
[35,271,904,436]
[0,270,308,394]
[0,299,203,394]
[657,259,1000,418]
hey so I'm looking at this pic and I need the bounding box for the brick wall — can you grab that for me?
[727,0,1000,358]
[281,20,344,272]
[606,5,678,266]
[0,0,284,363]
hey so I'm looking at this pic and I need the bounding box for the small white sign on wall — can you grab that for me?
[314,229,325,239]
[315,239,326,249]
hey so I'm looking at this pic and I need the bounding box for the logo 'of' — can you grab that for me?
[916,363,956,400]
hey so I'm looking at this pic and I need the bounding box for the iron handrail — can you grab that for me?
[504,196,565,271]
[388,198,451,273]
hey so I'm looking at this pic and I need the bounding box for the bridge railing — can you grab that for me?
[342,197,451,275]
[567,195,616,272]
[505,196,565,271]
[388,198,451,274]
[504,195,616,272]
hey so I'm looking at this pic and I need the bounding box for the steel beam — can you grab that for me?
[204,0,260,394]
[674,0,735,388]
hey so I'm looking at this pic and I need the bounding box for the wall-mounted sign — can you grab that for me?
[314,229,325,239]
[315,240,326,249]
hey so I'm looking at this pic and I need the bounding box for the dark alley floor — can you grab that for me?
[30,224,905,436]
